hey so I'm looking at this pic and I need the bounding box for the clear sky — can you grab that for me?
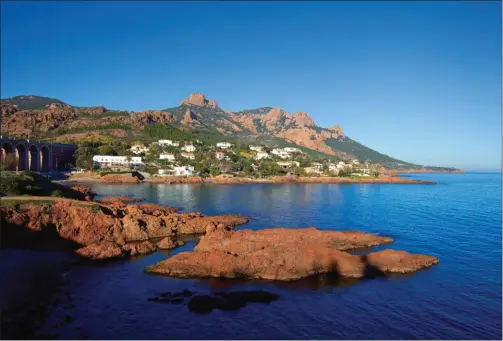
[1,1,501,170]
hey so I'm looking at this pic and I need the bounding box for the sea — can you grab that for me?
[1,172,501,339]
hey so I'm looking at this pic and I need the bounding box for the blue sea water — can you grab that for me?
[9,173,503,339]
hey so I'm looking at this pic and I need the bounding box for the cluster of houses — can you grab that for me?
[92,139,235,177]
[91,139,374,178]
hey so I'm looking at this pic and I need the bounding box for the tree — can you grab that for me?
[74,144,96,170]
[0,153,17,170]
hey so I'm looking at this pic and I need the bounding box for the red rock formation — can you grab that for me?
[181,93,219,109]
[146,226,439,281]
[181,108,200,126]
[208,99,218,109]
[74,106,108,115]
[2,105,77,137]
[76,242,124,260]
[157,236,184,249]
[100,174,142,184]
[1,104,19,118]
[328,125,344,137]
[1,199,249,260]
[129,110,176,127]
[293,112,316,127]
[70,185,96,201]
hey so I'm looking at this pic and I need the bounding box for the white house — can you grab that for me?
[216,142,232,149]
[158,166,196,177]
[130,144,149,155]
[277,161,300,169]
[174,166,196,176]
[158,139,180,147]
[254,151,270,160]
[159,153,175,162]
[311,162,323,169]
[93,155,143,168]
[304,166,323,175]
[215,151,225,160]
[181,152,195,160]
[271,148,290,159]
[283,147,302,153]
[328,163,338,172]
[249,145,264,152]
[181,144,196,152]
[351,159,360,165]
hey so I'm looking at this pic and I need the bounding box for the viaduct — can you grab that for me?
[0,136,77,172]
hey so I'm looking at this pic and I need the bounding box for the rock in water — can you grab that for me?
[146,226,439,281]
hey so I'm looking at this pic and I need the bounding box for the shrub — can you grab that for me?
[51,189,63,197]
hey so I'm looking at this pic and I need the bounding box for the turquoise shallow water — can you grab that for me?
[7,173,503,339]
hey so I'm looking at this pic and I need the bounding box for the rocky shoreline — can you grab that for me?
[2,191,439,281]
[63,173,436,185]
[1,196,248,260]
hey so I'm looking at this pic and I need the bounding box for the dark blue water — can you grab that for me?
[24,173,503,339]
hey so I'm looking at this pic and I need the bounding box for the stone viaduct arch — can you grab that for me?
[0,136,77,172]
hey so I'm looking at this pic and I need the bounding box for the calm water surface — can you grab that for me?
[5,173,503,339]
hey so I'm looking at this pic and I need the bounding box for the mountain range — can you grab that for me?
[0,94,459,171]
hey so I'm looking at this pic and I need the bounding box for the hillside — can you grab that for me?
[0,95,68,109]
[0,93,458,171]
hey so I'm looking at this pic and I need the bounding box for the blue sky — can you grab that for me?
[1,1,501,170]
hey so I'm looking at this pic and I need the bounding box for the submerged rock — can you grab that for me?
[188,290,279,313]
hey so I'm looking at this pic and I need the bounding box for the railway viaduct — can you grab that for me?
[0,136,77,171]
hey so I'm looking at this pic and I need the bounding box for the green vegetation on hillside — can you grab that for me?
[325,137,415,168]
[1,95,67,109]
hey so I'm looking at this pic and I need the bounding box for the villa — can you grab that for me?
[254,151,270,160]
[277,161,300,169]
[271,148,290,159]
[130,144,149,155]
[181,144,196,152]
[216,142,232,149]
[283,147,302,153]
[215,151,225,160]
[158,139,180,147]
[304,166,323,175]
[158,166,196,177]
[249,145,264,152]
[181,152,195,160]
[159,153,175,162]
[93,155,143,168]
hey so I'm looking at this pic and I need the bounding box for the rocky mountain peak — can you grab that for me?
[328,125,344,137]
[293,111,316,127]
[180,93,218,109]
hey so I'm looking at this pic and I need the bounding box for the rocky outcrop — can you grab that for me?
[328,125,344,137]
[293,112,316,127]
[181,108,200,126]
[100,174,142,183]
[1,199,249,260]
[157,236,184,249]
[1,104,19,118]
[99,196,140,206]
[70,185,96,201]
[129,110,176,127]
[75,106,108,115]
[146,226,439,281]
[181,93,219,109]
[2,105,77,137]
